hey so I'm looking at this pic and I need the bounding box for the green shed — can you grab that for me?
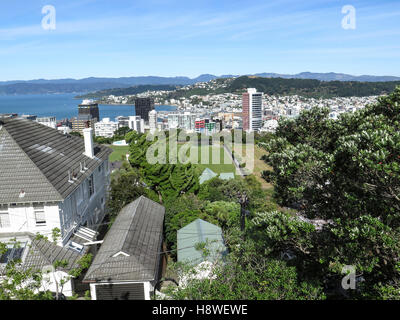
[199,168,217,184]
[177,219,227,266]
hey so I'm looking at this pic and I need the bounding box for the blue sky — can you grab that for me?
[0,0,399,80]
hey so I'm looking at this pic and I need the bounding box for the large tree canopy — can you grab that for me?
[261,87,400,298]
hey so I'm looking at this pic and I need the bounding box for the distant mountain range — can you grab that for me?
[1,72,400,95]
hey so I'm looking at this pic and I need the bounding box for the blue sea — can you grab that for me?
[0,93,176,121]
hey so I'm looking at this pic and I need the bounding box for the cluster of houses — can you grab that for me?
[0,117,227,300]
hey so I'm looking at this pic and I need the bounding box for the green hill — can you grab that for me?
[227,76,400,98]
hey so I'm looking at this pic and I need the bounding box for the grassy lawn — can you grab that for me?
[109,145,130,162]
[231,143,273,189]
[177,143,237,176]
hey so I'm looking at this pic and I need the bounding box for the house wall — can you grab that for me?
[59,159,110,245]
[0,202,61,239]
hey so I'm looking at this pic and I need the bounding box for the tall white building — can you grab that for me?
[128,116,145,133]
[149,110,158,134]
[242,88,263,132]
[95,118,119,138]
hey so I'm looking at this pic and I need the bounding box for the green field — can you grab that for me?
[109,143,237,176]
[177,144,236,175]
[109,145,130,162]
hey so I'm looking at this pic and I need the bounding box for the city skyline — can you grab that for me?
[1,0,400,81]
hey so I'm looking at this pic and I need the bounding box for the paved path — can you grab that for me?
[223,144,246,177]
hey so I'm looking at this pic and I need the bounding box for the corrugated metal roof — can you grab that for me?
[177,219,227,266]
[83,196,165,282]
[0,118,112,203]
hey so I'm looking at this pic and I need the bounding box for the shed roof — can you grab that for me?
[0,118,112,204]
[219,172,234,180]
[177,219,227,266]
[83,196,165,283]
[199,168,217,184]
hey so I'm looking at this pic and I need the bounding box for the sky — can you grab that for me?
[0,0,399,81]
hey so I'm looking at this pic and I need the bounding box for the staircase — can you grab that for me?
[73,226,98,243]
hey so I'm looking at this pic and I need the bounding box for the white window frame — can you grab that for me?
[0,205,10,228]
[34,204,46,226]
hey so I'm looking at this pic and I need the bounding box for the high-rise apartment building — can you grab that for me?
[242,88,263,132]
[149,110,158,134]
[134,98,154,122]
[128,116,145,133]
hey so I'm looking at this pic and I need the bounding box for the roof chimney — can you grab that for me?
[83,127,94,158]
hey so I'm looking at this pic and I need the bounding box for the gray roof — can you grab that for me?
[0,118,112,204]
[0,235,85,275]
[23,238,85,273]
[83,196,165,283]
[177,219,228,266]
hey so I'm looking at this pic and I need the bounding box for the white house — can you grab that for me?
[0,118,112,246]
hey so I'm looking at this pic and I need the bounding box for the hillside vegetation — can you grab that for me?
[227,76,400,98]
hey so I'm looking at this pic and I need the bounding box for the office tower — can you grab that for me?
[72,100,100,134]
[78,100,100,120]
[242,88,263,131]
[149,110,158,134]
[134,98,154,122]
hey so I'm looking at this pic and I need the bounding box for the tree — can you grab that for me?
[107,169,148,219]
[162,231,325,300]
[114,126,131,137]
[169,164,199,198]
[262,86,400,298]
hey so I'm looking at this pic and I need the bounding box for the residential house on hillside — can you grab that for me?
[0,118,112,247]
[83,196,165,300]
